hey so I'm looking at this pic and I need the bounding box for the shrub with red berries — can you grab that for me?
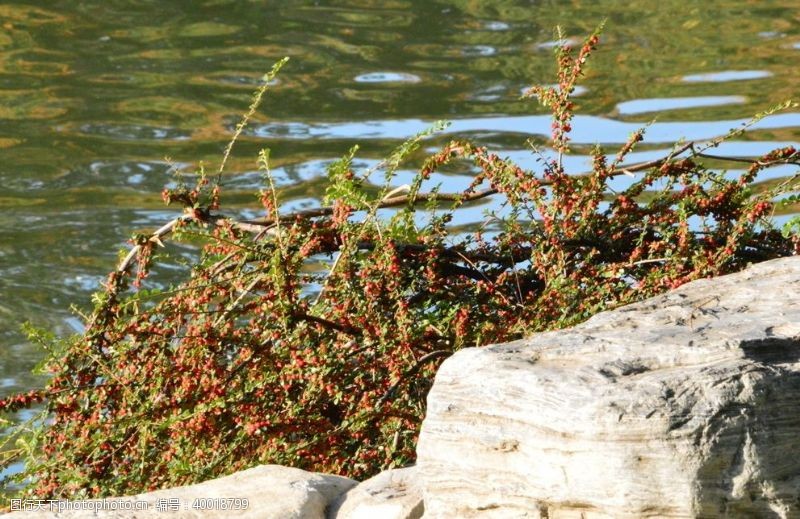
[2,30,799,501]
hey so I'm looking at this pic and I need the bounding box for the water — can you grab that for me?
[1,1,800,422]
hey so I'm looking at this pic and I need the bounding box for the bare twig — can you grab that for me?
[239,187,500,228]
[118,217,187,275]
[696,152,800,167]
[629,257,670,266]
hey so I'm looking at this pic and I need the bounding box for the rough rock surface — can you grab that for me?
[417,257,800,518]
[328,466,423,519]
[5,465,356,519]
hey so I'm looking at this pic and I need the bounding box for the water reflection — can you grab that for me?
[616,96,746,116]
[75,122,192,141]
[354,72,421,83]
[462,45,497,56]
[484,21,510,31]
[247,112,800,145]
[681,70,773,83]
[535,38,579,50]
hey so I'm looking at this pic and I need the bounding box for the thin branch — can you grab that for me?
[375,350,451,407]
[696,152,800,167]
[629,257,670,266]
[292,312,361,336]
[118,217,186,275]
[217,58,289,182]
[604,141,693,175]
[214,274,264,327]
[238,187,500,228]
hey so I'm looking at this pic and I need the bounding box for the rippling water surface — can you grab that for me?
[1,1,800,423]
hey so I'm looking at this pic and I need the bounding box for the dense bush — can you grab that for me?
[2,29,799,500]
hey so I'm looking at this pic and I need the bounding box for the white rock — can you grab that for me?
[417,257,800,518]
[5,465,356,519]
[328,466,423,519]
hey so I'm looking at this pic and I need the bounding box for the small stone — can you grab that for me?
[328,466,423,519]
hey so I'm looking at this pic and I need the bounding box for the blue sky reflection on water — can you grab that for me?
[681,70,774,83]
[248,112,800,147]
[615,95,747,116]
